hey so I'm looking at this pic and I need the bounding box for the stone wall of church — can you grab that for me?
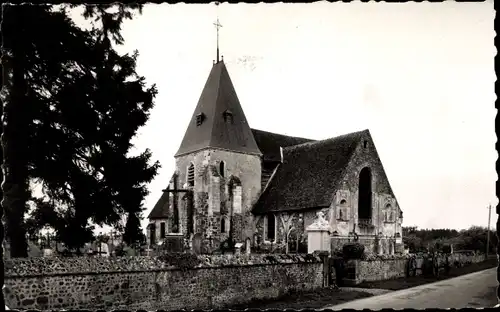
[333,133,403,244]
[254,208,329,252]
[174,148,261,245]
[250,134,402,255]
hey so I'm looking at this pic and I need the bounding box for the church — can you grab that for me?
[147,58,404,255]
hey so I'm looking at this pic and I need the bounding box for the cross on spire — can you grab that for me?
[214,2,222,63]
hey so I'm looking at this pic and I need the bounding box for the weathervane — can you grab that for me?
[214,2,222,63]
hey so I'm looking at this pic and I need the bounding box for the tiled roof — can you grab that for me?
[175,60,262,157]
[148,190,169,219]
[148,174,176,219]
[250,128,316,163]
[252,130,368,213]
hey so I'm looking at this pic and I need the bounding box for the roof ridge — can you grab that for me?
[251,128,316,142]
[283,129,368,152]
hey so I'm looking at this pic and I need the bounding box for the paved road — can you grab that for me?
[327,268,498,309]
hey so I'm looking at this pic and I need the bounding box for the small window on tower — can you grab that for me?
[223,110,233,124]
[221,218,226,233]
[196,113,205,126]
[219,161,225,177]
[187,163,195,187]
[363,140,368,148]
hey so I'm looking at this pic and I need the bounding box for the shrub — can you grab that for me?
[313,250,329,258]
[114,243,126,257]
[342,243,365,260]
[304,253,317,262]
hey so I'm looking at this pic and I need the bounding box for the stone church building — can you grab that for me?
[147,59,403,255]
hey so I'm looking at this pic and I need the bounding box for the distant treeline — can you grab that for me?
[403,226,497,254]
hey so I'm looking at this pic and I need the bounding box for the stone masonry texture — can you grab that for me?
[345,253,486,284]
[174,148,261,244]
[328,134,403,253]
[4,254,323,310]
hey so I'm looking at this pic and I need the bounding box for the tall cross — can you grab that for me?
[213,5,222,63]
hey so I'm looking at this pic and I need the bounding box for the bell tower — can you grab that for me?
[174,59,262,244]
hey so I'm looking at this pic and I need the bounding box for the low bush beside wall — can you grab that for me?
[4,254,323,311]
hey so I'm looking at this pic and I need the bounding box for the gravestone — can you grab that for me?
[234,242,243,255]
[245,238,251,255]
[42,248,54,257]
[98,242,110,257]
[213,238,221,251]
[192,233,202,254]
[27,242,42,257]
[164,234,184,253]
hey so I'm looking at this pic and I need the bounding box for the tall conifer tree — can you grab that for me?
[1,4,159,252]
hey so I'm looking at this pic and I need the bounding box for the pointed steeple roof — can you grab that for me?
[175,60,262,157]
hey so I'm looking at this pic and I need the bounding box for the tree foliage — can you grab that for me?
[1,4,159,252]
[1,4,43,258]
[0,7,6,307]
[123,212,146,247]
[342,242,365,260]
[402,226,497,254]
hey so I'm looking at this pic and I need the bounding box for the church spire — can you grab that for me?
[174,61,262,158]
[213,2,222,63]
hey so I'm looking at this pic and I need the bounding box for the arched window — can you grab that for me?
[221,217,226,233]
[187,163,195,187]
[219,161,225,177]
[358,167,372,220]
[338,199,347,220]
[266,214,276,241]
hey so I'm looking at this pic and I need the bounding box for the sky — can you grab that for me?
[69,1,496,233]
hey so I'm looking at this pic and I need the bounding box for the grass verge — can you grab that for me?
[224,287,373,310]
[354,258,498,291]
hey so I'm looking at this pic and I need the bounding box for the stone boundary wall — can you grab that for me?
[449,253,486,265]
[348,258,408,283]
[4,254,323,310]
[346,253,488,284]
